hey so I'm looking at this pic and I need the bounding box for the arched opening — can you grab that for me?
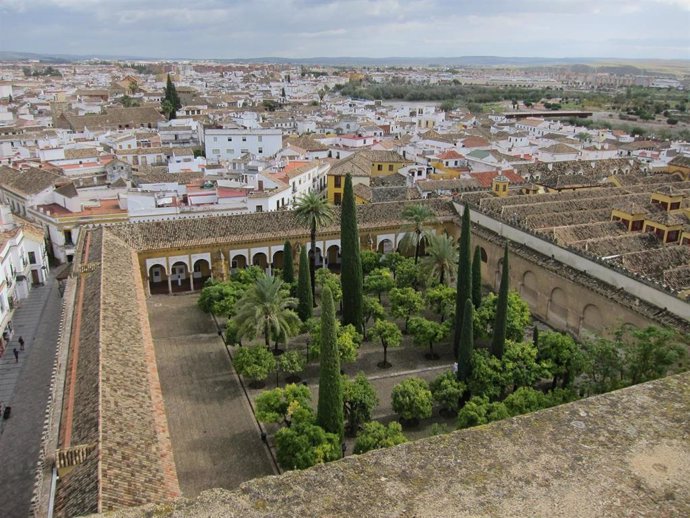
[581,304,604,335]
[272,250,285,271]
[148,264,168,295]
[231,254,247,271]
[252,252,269,271]
[547,287,568,330]
[170,261,190,293]
[480,247,488,263]
[520,271,538,306]
[327,244,340,272]
[308,247,323,268]
[377,239,394,254]
[192,259,211,290]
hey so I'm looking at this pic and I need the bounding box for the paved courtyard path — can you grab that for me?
[147,294,275,498]
[0,278,61,518]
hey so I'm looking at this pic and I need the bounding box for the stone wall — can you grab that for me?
[92,371,690,518]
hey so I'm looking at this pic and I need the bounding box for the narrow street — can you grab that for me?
[0,278,62,518]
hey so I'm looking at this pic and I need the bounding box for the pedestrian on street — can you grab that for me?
[13,347,19,363]
[19,336,24,351]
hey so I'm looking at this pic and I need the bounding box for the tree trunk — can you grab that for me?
[439,269,444,286]
[414,230,420,264]
[310,224,317,304]
[383,342,388,364]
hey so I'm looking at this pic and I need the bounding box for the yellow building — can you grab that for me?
[327,150,409,204]
[492,175,510,197]
[664,155,690,180]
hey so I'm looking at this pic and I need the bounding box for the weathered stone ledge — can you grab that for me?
[95,371,690,518]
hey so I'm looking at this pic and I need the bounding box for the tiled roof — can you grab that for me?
[0,165,62,196]
[107,199,458,252]
[55,228,180,516]
[471,170,525,188]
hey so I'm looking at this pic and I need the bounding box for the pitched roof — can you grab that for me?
[107,199,458,251]
[0,165,62,196]
[470,170,525,188]
[55,229,180,516]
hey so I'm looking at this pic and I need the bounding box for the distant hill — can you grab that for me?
[1,51,687,75]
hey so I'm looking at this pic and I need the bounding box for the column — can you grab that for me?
[189,255,194,292]
[167,275,172,295]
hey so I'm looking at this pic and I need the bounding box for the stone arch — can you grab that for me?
[308,246,323,267]
[252,252,269,271]
[148,264,168,295]
[272,250,285,271]
[231,254,247,270]
[479,247,488,263]
[327,244,340,270]
[169,261,189,293]
[520,270,538,306]
[546,287,568,329]
[377,238,394,254]
[580,304,604,335]
[192,259,211,289]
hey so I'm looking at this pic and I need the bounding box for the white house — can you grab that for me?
[204,127,282,162]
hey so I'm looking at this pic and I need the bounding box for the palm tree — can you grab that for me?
[422,233,458,285]
[233,276,300,354]
[294,192,334,301]
[400,204,435,264]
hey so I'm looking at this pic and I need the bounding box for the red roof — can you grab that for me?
[437,150,465,160]
[217,187,248,197]
[471,170,525,188]
[460,136,490,148]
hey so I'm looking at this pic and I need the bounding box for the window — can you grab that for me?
[242,136,247,142]
[377,164,383,171]
[258,135,263,142]
[213,137,218,142]
[388,164,394,171]
[334,193,342,205]
[258,147,263,154]
[212,148,220,155]
[28,252,36,265]
[256,205,263,212]
[227,137,233,142]
[226,149,234,154]
[334,176,342,188]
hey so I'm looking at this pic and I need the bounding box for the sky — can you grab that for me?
[0,0,689,60]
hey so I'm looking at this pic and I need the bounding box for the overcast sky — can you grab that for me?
[1,0,689,60]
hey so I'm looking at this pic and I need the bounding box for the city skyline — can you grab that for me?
[1,0,689,60]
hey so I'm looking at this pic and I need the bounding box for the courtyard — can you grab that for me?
[146,294,276,497]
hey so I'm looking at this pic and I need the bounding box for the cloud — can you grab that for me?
[0,0,688,59]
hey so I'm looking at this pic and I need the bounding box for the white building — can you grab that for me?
[0,204,50,354]
[204,127,282,162]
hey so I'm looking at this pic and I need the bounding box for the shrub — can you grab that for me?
[391,377,433,422]
[353,421,407,454]
[429,370,466,415]
[233,346,276,385]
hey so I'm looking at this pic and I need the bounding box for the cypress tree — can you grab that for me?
[340,173,363,332]
[297,245,313,322]
[164,74,181,119]
[457,299,474,382]
[282,241,294,285]
[472,245,482,309]
[532,325,539,347]
[452,204,472,358]
[491,243,510,359]
[316,286,344,441]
